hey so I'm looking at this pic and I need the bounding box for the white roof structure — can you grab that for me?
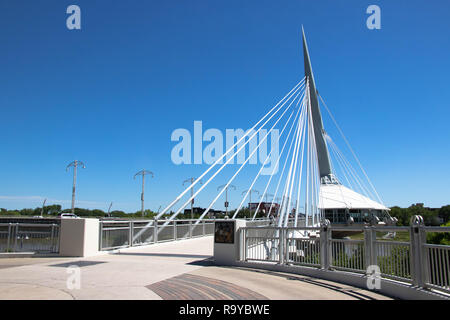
[319,184,389,210]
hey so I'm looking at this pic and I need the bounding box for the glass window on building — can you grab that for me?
[349,209,362,223]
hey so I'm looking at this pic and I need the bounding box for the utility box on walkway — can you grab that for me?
[59,218,100,257]
[213,219,246,265]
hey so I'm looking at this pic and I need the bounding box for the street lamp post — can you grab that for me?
[183,178,202,220]
[242,189,259,218]
[217,184,236,217]
[40,198,47,217]
[66,160,86,215]
[134,170,154,217]
[107,202,113,217]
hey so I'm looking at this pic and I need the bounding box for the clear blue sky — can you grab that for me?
[1,0,449,212]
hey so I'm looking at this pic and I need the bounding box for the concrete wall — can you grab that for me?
[59,218,99,257]
[213,219,246,265]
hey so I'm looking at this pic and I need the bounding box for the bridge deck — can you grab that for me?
[0,236,391,300]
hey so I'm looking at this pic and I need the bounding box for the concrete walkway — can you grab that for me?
[0,236,391,300]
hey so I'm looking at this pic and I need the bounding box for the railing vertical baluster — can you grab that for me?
[99,221,103,251]
[129,221,133,247]
[154,220,158,243]
[14,224,18,252]
[278,228,284,264]
[6,223,11,252]
[173,220,177,241]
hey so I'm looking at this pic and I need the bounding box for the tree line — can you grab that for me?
[1,203,448,225]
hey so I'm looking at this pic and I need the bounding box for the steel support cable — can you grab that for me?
[305,104,312,226]
[327,138,375,209]
[165,79,305,222]
[264,107,303,221]
[277,101,307,227]
[132,79,305,241]
[243,91,305,223]
[282,97,307,227]
[263,99,304,222]
[327,136,368,197]
[279,96,308,227]
[282,102,307,228]
[229,89,306,220]
[311,123,323,223]
[326,135,353,190]
[248,97,303,221]
[332,143,375,209]
[325,136,352,208]
[293,108,307,227]
[294,88,310,225]
[318,94,384,205]
[328,137,375,201]
[250,91,306,221]
[195,90,303,225]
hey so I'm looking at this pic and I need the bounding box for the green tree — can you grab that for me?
[438,205,450,223]
[427,221,450,245]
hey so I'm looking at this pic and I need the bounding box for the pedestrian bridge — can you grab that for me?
[0,216,449,300]
[0,234,390,300]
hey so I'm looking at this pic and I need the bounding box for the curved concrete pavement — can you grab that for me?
[0,236,392,300]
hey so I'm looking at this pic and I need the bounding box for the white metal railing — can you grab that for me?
[421,227,450,293]
[99,219,217,251]
[0,223,59,253]
[239,216,450,296]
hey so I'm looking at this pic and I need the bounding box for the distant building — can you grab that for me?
[183,207,223,219]
[248,202,280,217]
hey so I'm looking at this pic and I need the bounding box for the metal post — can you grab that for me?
[129,221,133,247]
[72,165,77,214]
[225,187,228,216]
[278,228,285,264]
[217,184,235,218]
[189,221,192,238]
[203,220,206,236]
[50,224,55,252]
[243,228,247,261]
[141,174,145,216]
[99,221,103,251]
[371,226,377,267]
[134,170,154,217]
[242,189,259,219]
[154,219,158,243]
[320,219,331,270]
[184,178,203,220]
[173,220,177,240]
[6,223,11,252]
[363,226,372,269]
[66,160,86,215]
[14,223,18,252]
[285,228,290,264]
[419,224,430,287]
[410,215,425,287]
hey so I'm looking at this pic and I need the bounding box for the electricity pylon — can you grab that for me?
[183,178,203,219]
[134,170,154,217]
[66,160,86,214]
[217,184,236,217]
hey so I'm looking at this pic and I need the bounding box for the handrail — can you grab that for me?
[239,217,450,297]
